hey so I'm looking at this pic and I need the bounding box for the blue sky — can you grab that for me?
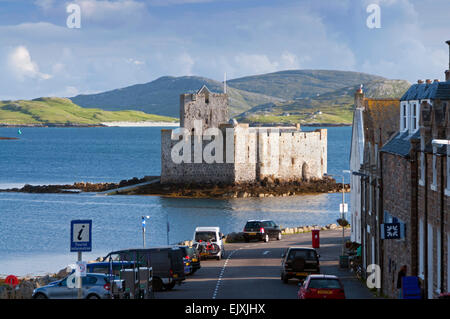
[0,0,449,100]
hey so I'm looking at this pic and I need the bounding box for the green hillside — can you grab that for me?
[227,69,386,99]
[71,76,283,118]
[0,97,178,125]
[236,79,410,125]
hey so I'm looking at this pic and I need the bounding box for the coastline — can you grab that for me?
[0,121,180,128]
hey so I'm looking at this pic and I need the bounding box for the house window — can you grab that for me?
[400,102,408,131]
[411,103,418,131]
[446,148,450,196]
[419,136,425,186]
[431,145,437,191]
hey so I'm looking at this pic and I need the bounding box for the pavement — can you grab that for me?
[155,229,375,299]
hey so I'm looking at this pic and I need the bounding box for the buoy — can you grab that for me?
[18,129,22,135]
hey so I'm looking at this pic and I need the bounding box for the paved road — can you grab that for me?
[156,229,375,299]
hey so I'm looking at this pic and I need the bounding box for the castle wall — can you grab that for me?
[161,126,327,184]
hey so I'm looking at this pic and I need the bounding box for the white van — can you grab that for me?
[193,227,225,260]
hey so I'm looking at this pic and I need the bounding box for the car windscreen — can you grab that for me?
[185,247,196,256]
[195,231,217,242]
[288,250,316,260]
[308,279,342,289]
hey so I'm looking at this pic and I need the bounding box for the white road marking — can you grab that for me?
[263,251,270,255]
[212,249,238,299]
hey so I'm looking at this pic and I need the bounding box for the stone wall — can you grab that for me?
[180,91,228,132]
[161,125,327,184]
[381,152,417,299]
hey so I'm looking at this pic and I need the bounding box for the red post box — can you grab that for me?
[312,229,320,248]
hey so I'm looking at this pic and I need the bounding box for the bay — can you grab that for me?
[0,126,351,276]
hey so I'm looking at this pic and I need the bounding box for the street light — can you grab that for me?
[142,215,150,248]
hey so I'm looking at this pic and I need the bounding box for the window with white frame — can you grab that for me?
[411,102,418,132]
[419,136,425,186]
[446,147,450,196]
[431,145,437,191]
[400,102,408,131]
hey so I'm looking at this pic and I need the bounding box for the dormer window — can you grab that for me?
[400,101,408,132]
[411,102,418,131]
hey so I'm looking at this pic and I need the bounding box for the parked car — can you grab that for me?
[86,261,154,298]
[243,220,282,242]
[32,273,111,299]
[281,247,320,283]
[177,245,201,274]
[193,227,225,260]
[297,274,346,299]
[103,246,185,292]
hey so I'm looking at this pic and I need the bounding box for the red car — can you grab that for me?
[298,274,346,299]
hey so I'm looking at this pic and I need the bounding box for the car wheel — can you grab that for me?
[281,273,288,284]
[87,294,100,299]
[33,293,48,299]
[216,254,221,260]
[153,277,164,292]
[277,232,282,240]
[264,234,269,242]
[164,282,176,291]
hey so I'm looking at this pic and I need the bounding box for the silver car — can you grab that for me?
[32,273,111,299]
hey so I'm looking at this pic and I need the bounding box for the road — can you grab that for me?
[156,229,375,299]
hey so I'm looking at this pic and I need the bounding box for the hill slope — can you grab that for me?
[236,79,410,125]
[0,97,177,125]
[227,69,386,99]
[71,76,283,118]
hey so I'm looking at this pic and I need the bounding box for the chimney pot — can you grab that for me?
[417,80,424,84]
[433,79,439,83]
[425,79,432,84]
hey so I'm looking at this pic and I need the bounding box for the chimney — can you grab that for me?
[354,85,364,109]
[434,79,439,83]
[425,79,432,84]
[417,80,424,84]
[446,40,450,81]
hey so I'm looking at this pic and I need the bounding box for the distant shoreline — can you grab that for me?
[0,122,349,128]
[0,121,180,128]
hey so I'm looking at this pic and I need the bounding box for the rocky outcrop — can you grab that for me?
[0,176,157,193]
[125,176,350,198]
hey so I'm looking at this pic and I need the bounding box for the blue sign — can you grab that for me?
[70,220,92,252]
[383,223,401,239]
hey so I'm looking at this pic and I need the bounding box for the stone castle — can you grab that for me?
[161,86,327,184]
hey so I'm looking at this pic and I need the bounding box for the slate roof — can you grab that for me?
[401,81,450,101]
[381,130,420,157]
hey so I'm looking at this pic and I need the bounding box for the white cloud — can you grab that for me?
[7,46,52,81]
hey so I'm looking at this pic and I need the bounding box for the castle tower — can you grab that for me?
[179,85,228,132]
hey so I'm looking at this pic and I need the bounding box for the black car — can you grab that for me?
[243,220,282,242]
[281,247,320,283]
[177,245,201,274]
[104,246,185,292]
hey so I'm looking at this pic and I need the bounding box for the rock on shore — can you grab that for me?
[124,176,350,198]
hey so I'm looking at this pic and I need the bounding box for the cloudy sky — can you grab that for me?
[0,0,449,100]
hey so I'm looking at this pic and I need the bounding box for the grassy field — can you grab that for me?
[0,97,178,125]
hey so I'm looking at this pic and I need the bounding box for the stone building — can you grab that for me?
[161,86,327,184]
[349,40,450,299]
[349,88,400,276]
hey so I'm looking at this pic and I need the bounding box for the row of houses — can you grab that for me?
[349,41,450,298]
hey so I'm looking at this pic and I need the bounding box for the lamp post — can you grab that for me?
[142,216,150,248]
